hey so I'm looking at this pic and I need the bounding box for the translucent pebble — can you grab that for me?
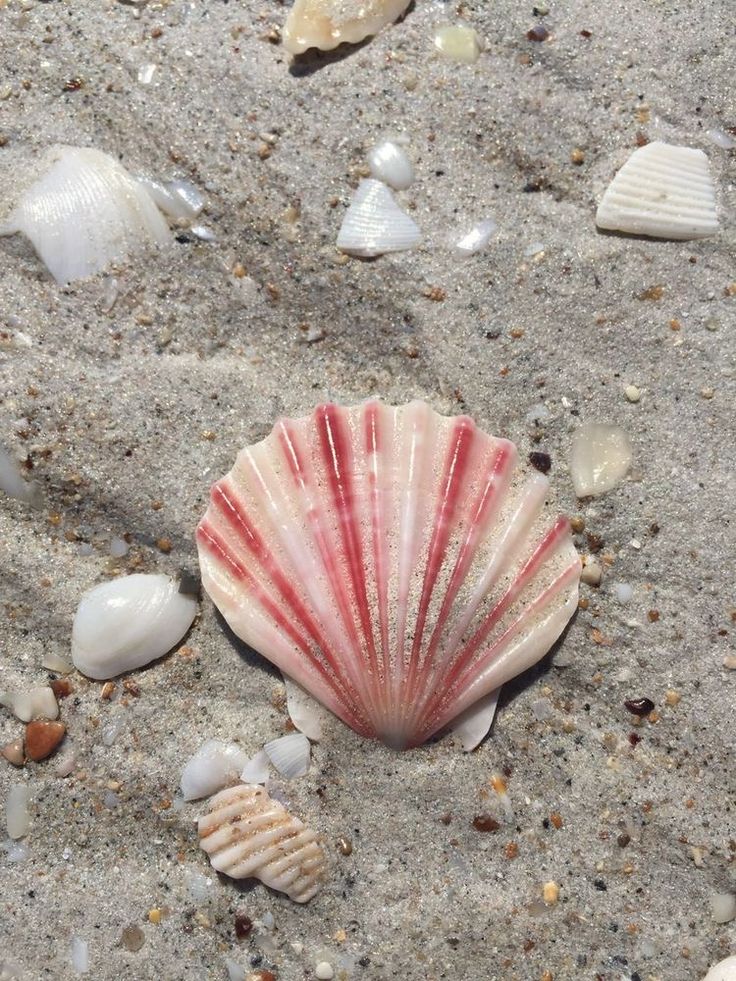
[613,582,633,604]
[109,538,129,559]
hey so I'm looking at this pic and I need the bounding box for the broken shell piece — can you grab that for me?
[198,784,327,902]
[0,687,58,723]
[180,740,249,801]
[137,177,204,222]
[0,445,43,507]
[595,141,718,240]
[1,739,25,767]
[284,675,330,741]
[0,146,171,284]
[336,179,421,257]
[263,733,311,779]
[241,749,270,785]
[703,957,736,981]
[197,400,581,749]
[455,218,497,256]
[433,24,483,64]
[367,141,414,191]
[71,574,197,680]
[5,785,32,840]
[569,424,632,497]
[448,688,500,751]
[283,0,411,54]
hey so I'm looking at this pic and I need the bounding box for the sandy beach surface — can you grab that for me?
[0,1,734,979]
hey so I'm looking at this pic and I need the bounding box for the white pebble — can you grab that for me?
[613,582,633,605]
[569,424,632,497]
[705,128,736,150]
[454,218,497,256]
[315,963,335,980]
[180,740,249,801]
[580,557,603,586]
[109,537,129,559]
[711,892,736,924]
[224,958,245,981]
[433,24,483,64]
[70,937,89,975]
[137,63,156,85]
[367,141,414,190]
[6,785,32,840]
[523,241,545,257]
[0,686,58,723]
[0,445,42,507]
[624,385,641,403]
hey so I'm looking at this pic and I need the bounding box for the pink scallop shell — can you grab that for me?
[196,401,581,749]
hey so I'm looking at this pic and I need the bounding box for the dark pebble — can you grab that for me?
[624,698,655,716]
[594,879,607,891]
[528,451,552,474]
[234,914,253,939]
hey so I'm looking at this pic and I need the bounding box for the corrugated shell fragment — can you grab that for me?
[198,784,327,903]
[595,141,718,240]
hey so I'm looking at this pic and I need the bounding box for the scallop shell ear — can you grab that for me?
[198,784,327,903]
[196,401,581,750]
[283,0,412,54]
[595,141,718,240]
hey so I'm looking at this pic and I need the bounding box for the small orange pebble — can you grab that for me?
[664,690,681,706]
[591,628,611,646]
[578,597,589,610]
[423,286,446,302]
[647,609,660,622]
[151,500,164,510]
[685,798,695,809]
[541,971,554,981]
[156,537,173,554]
[626,923,639,935]
[647,710,661,723]
[201,430,216,441]
[232,262,247,278]
[549,812,563,830]
[504,841,519,860]
[50,678,72,699]
[100,682,116,700]
[499,366,509,377]
[510,328,525,339]
[669,318,681,331]
[637,284,664,301]
[542,881,560,905]
[490,774,507,794]
[25,720,66,761]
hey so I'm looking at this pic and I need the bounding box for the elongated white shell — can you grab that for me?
[71,574,197,680]
[367,142,414,191]
[283,0,411,54]
[595,141,718,240]
[263,732,311,779]
[197,401,581,749]
[0,146,171,284]
[180,740,249,801]
[337,179,421,257]
[569,424,632,497]
[198,784,327,902]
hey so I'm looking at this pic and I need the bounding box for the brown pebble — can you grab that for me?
[234,913,253,939]
[526,24,549,41]
[617,832,631,848]
[549,812,563,830]
[504,841,519,860]
[647,609,660,622]
[121,925,145,952]
[156,537,173,554]
[439,813,452,826]
[246,972,277,981]
[528,451,552,474]
[101,681,116,700]
[25,720,66,761]
[473,814,500,833]
[570,148,585,165]
[336,836,353,856]
[50,678,72,699]
[423,285,446,302]
[637,284,664,301]
[1,738,25,766]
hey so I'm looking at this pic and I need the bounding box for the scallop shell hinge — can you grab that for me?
[198,784,327,903]
[197,401,581,749]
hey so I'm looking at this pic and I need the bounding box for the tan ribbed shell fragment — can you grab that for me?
[197,784,327,903]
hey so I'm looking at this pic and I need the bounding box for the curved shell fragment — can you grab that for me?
[569,424,632,498]
[198,784,327,903]
[336,179,421,257]
[283,0,412,54]
[263,732,311,779]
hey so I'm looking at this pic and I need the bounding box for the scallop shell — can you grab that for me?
[196,401,581,749]
[198,784,327,903]
[283,0,411,55]
[595,141,718,240]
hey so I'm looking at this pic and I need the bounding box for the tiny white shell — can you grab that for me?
[0,687,58,723]
[337,178,421,257]
[595,141,718,240]
[283,0,411,54]
[284,675,330,741]
[703,957,736,981]
[367,141,414,190]
[569,424,632,497]
[0,146,171,284]
[180,740,249,801]
[0,446,42,507]
[455,218,497,256]
[71,574,197,680]
[240,749,270,785]
[263,732,311,779]
[198,784,327,903]
[448,688,499,751]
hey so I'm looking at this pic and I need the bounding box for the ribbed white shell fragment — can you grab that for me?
[595,141,718,240]
[283,0,411,54]
[198,784,327,903]
[336,179,421,257]
[0,146,171,284]
[197,401,581,749]
[264,732,311,779]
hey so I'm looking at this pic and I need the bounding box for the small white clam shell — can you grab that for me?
[367,141,414,191]
[0,687,58,723]
[283,0,412,54]
[198,784,328,903]
[263,732,311,779]
[0,146,171,284]
[703,957,736,981]
[337,178,421,257]
[180,740,249,801]
[71,574,197,680]
[595,141,718,240]
[569,424,632,497]
[240,749,270,785]
[284,675,330,741]
[455,218,497,256]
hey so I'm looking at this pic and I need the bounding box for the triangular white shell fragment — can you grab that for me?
[283,0,411,54]
[448,687,500,751]
[284,675,330,741]
[263,732,311,779]
[337,178,421,257]
[240,749,270,784]
[595,141,718,240]
[0,146,171,283]
[180,740,248,801]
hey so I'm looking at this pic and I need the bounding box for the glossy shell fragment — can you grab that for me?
[336,178,421,257]
[283,0,411,55]
[595,141,718,240]
[197,401,581,749]
[569,424,632,497]
[198,784,327,903]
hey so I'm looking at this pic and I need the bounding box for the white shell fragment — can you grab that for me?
[0,146,172,284]
[71,574,197,680]
[180,740,249,801]
[240,749,270,785]
[595,141,719,240]
[70,937,89,976]
[433,24,483,64]
[5,785,32,840]
[703,957,736,981]
[367,141,414,190]
[284,675,330,741]
[0,687,58,723]
[448,688,500,751]
[137,177,205,222]
[263,733,311,779]
[711,892,736,924]
[569,424,632,497]
[198,784,328,902]
[337,179,421,257]
[455,218,497,256]
[0,446,42,507]
[283,0,411,54]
